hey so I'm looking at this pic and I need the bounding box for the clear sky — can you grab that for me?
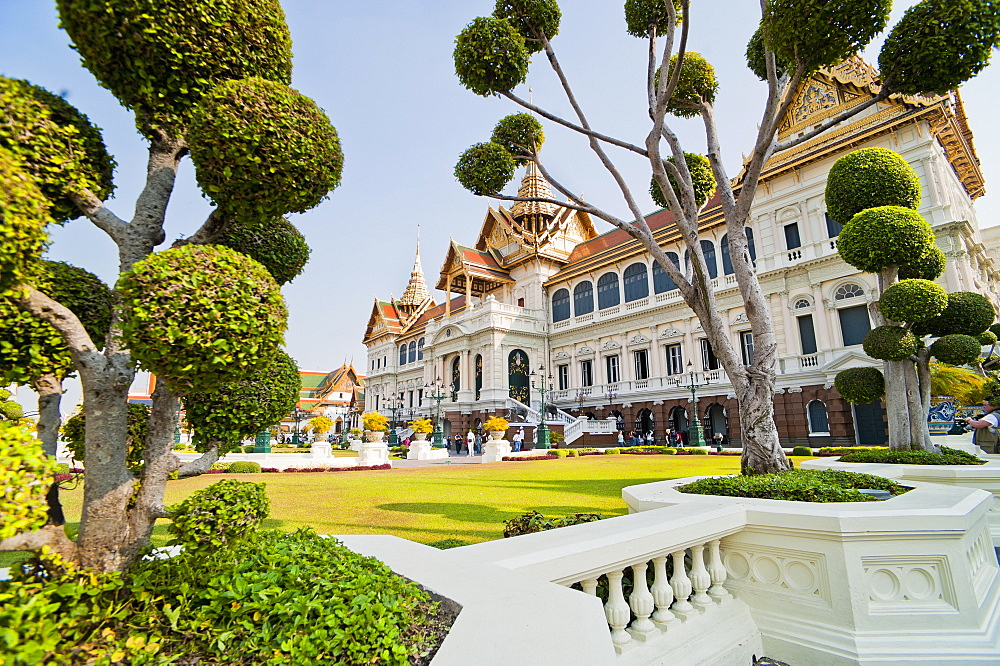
[2,1,998,409]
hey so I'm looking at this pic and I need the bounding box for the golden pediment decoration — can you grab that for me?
[791,82,840,126]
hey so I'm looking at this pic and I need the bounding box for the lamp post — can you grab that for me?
[385,396,403,446]
[604,384,619,432]
[575,387,588,412]
[425,377,448,448]
[290,407,310,445]
[683,361,710,448]
[530,365,554,449]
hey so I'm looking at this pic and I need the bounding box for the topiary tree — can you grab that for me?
[829,148,996,451]
[449,0,1000,474]
[0,0,341,573]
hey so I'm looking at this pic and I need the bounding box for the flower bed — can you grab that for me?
[678,468,910,502]
[502,455,559,462]
[838,446,985,466]
[203,463,392,474]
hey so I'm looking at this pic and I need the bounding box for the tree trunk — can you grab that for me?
[737,380,786,475]
[34,373,65,525]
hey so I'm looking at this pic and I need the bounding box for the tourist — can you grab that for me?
[645,430,654,445]
[965,399,1000,454]
[616,431,624,446]
[513,429,523,452]
[466,429,475,455]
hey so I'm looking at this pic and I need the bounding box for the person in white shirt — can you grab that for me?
[964,399,1000,453]
[513,429,523,452]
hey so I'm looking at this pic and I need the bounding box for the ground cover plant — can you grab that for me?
[838,446,985,466]
[679,468,910,502]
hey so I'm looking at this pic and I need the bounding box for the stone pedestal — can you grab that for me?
[359,441,390,466]
[482,438,512,463]
[349,438,362,452]
[311,441,332,459]
[407,436,449,460]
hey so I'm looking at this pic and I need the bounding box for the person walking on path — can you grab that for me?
[466,429,475,456]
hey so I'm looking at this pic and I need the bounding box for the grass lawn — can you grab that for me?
[2,455,813,566]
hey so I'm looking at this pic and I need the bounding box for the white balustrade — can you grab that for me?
[624,298,649,311]
[787,249,802,262]
[577,313,594,323]
[800,354,819,368]
[553,320,571,330]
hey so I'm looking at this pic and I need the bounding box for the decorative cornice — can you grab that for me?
[730,313,749,326]
[628,334,650,345]
[660,327,683,338]
[553,350,570,360]
[601,340,621,351]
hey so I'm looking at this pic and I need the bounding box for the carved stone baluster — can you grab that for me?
[581,578,599,596]
[689,544,713,610]
[628,562,657,640]
[670,550,694,618]
[604,570,634,651]
[650,555,675,629]
[707,540,730,601]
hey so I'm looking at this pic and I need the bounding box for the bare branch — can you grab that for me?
[68,190,127,243]
[14,285,98,355]
[177,445,221,478]
[122,134,187,271]
[489,193,601,215]
[0,524,76,555]
[172,208,226,248]
[501,92,648,157]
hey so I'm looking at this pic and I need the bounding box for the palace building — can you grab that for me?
[363,58,997,448]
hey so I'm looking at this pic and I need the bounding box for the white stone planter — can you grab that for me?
[310,441,332,459]
[623,476,1000,664]
[482,437,511,463]
[406,436,448,460]
[365,430,385,443]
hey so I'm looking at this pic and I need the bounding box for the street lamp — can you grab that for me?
[290,407,310,445]
[574,387,588,412]
[683,361,710,448]
[385,396,403,446]
[604,384,619,431]
[425,377,448,448]
[530,364,554,449]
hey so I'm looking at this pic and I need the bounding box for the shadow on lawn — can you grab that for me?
[376,502,609,524]
[483,477,669,499]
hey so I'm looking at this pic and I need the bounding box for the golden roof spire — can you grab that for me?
[398,228,431,313]
[509,162,558,221]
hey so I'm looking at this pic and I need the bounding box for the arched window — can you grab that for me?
[653,253,679,293]
[551,288,571,322]
[808,400,830,433]
[417,338,425,360]
[597,272,620,309]
[701,239,718,279]
[451,356,460,401]
[475,354,483,400]
[399,345,407,366]
[574,281,594,316]
[623,263,649,302]
[408,341,416,363]
[835,283,865,300]
[794,298,812,309]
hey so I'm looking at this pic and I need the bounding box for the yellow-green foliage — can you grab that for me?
[117,244,287,393]
[362,411,389,432]
[306,415,333,434]
[483,415,509,431]
[490,113,544,163]
[0,421,57,541]
[188,77,343,219]
[863,326,920,361]
[0,151,49,297]
[56,0,292,135]
[919,291,996,337]
[0,77,115,224]
[834,366,886,404]
[166,479,269,555]
[931,334,983,366]
[624,0,682,38]
[825,148,921,227]
[409,417,434,434]
[930,362,986,405]
[662,52,717,117]
[837,206,936,274]
[216,216,311,286]
[879,279,948,323]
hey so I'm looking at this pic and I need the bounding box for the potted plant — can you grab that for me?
[484,416,509,440]
[409,417,433,440]
[362,411,389,442]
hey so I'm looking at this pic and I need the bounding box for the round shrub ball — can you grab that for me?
[0,77,115,224]
[650,152,716,210]
[183,349,300,452]
[455,141,517,195]
[979,330,998,346]
[763,0,890,74]
[922,291,996,337]
[931,334,983,366]
[990,323,1000,339]
[493,0,561,53]
[745,25,790,80]
[878,279,947,323]
[834,366,885,404]
[166,479,269,555]
[879,0,1000,96]
[0,300,73,385]
[662,52,718,118]
[491,113,545,163]
[1,401,24,421]
[37,260,113,346]
[188,78,342,219]
[227,461,263,474]
[0,150,49,296]
[863,326,920,361]
[56,0,292,135]
[216,216,310,286]
[837,206,935,274]
[898,244,946,281]
[825,148,921,227]
[0,422,56,540]
[625,0,681,38]
[117,244,287,393]
[454,16,530,97]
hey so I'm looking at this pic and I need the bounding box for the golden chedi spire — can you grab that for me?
[398,230,431,315]
[509,162,558,227]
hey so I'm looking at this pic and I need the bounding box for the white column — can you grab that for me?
[811,283,833,351]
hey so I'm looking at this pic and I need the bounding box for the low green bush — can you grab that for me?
[209,462,232,471]
[838,446,985,466]
[818,446,887,455]
[605,448,621,455]
[228,461,263,473]
[503,510,604,538]
[427,538,469,549]
[687,448,709,455]
[241,445,254,453]
[678,469,909,503]
[620,445,677,454]
[167,479,269,556]
[791,446,813,456]
[551,449,572,458]
[54,462,70,474]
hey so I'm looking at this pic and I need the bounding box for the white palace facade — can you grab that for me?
[363,59,997,448]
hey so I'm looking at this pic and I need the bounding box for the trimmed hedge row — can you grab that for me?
[838,446,985,466]
[679,469,909,503]
[202,463,392,474]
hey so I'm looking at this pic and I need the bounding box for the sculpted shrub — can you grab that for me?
[0,422,57,541]
[166,479,269,555]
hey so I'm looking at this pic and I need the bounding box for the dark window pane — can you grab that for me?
[552,288,571,322]
[825,212,842,238]
[623,263,649,302]
[597,272,620,309]
[700,240,718,279]
[746,227,756,263]
[653,253,679,293]
[838,305,871,346]
[784,223,801,250]
[808,401,829,432]
[721,234,733,275]
[798,315,817,355]
[574,281,594,315]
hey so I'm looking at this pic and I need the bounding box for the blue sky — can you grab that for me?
[1,0,997,399]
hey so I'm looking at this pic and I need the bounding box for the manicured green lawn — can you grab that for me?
[49,455,750,549]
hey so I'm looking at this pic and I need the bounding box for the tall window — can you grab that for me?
[408,341,416,364]
[784,222,801,250]
[399,345,407,366]
[740,331,754,365]
[808,400,830,433]
[417,338,424,360]
[551,288,571,322]
[701,339,720,370]
[825,212,842,238]
[721,230,756,274]
[839,305,871,346]
[623,263,650,302]
[558,364,569,390]
[633,349,650,380]
[665,344,683,375]
[798,315,817,355]
[597,272,620,309]
[451,356,460,401]
[606,355,621,383]
[475,354,482,400]
[417,388,423,406]
[653,253,679,293]
[580,359,594,387]
[700,239,718,279]
[746,227,757,263]
[574,281,594,315]
[408,391,414,408]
